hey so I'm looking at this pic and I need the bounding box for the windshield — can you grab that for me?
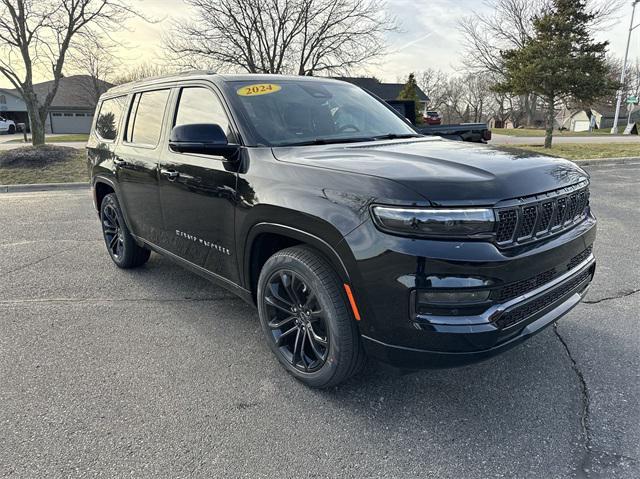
[225,79,418,146]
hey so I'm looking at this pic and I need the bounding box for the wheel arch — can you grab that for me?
[243,222,352,303]
[92,175,137,236]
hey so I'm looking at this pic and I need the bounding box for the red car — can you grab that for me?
[424,111,442,125]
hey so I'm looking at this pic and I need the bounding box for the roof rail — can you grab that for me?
[106,70,217,93]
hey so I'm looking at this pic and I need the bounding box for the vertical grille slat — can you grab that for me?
[495,184,589,247]
[536,202,554,234]
[517,206,538,238]
[496,210,518,243]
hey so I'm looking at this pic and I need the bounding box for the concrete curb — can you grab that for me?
[0,182,89,193]
[573,157,640,167]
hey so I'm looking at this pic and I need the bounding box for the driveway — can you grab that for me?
[0,164,638,478]
[491,134,640,145]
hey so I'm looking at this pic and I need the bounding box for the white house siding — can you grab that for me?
[0,90,26,114]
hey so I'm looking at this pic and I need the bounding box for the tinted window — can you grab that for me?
[95,96,127,140]
[174,87,229,134]
[225,80,416,146]
[127,89,170,146]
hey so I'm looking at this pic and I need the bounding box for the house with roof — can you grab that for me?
[556,104,619,132]
[333,77,429,122]
[0,75,112,134]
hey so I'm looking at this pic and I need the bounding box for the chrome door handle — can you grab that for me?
[160,168,179,180]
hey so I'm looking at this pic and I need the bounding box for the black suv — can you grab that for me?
[88,72,596,388]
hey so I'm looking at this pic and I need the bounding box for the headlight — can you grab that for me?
[371,206,495,238]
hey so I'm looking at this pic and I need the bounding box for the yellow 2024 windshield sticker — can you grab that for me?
[237,84,282,97]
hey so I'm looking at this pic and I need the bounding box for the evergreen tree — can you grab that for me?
[398,73,424,124]
[495,0,618,148]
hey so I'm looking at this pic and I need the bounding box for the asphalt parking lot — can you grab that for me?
[1,163,639,478]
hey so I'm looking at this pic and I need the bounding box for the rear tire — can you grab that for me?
[100,193,150,269]
[8,125,15,134]
[257,246,365,388]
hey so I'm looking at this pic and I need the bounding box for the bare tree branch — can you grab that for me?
[164,0,397,76]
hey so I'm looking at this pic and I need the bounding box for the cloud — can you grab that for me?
[0,0,634,88]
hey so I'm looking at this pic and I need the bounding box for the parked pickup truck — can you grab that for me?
[416,122,492,143]
[88,73,596,388]
[385,100,492,143]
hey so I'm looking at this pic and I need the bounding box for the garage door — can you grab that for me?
[50,111,93,134]
[572,120,591,132]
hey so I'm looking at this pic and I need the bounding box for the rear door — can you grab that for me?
[113,89,171,245]
[158,84,240,283]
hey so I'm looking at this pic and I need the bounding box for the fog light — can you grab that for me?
[418,290,490,305]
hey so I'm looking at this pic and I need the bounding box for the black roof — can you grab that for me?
[5,75,113,109]
[333,77,429,102]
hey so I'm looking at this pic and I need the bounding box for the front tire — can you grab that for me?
[100,193,150,269]
[257,246,365,388]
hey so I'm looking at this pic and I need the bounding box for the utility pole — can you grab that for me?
[612,0,639,134]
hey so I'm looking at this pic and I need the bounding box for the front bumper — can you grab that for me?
[362,256,594,369]
[340,212,597,368]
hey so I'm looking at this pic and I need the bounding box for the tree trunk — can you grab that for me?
[31,120,46,146]
[527,94,538,127]
[544,96,555,149]
[22,92,47,147]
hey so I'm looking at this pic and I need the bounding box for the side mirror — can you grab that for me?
[169,123,239,160]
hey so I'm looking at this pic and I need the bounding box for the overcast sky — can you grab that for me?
[1,0,638,88]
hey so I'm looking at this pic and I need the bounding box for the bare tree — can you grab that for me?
[0,0,138,145]
[111,62,178,85]
[416,69,449,113]
[69,34,118,104]
[439,77,468,124]
[463,74,493,123]
[165,0,396,76]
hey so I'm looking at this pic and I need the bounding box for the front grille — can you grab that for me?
[496,268,592,329]
[567,245,593,270]
[493,269,556,302]
[496,210,518,242]
[493,245,594,302]
[495,183,590,247]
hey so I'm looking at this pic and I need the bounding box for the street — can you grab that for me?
[490,134,640,145]
[0,163,638,478]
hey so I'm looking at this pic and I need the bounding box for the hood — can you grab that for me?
[272,138,589,205]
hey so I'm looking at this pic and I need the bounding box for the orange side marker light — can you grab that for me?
[343,284,361,321]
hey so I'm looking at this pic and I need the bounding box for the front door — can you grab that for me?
[158,85,240,284]
[111,89,170,245]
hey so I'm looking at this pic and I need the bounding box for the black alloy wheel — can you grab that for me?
[99,193,150,269]
[263,269,329,373]
[257,246,365,388]
[102,202,125,260]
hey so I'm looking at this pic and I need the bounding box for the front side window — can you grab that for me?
[174,87,229,134]
[224,80,416,146]
[127,89,170,146]
[95,96,127,141]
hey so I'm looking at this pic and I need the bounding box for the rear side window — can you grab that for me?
[126,89,170,146]
[174,87,229,134]
[95,96,127,140]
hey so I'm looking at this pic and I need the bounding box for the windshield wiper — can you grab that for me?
[373,133,424,140]
[277,137,376,147]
